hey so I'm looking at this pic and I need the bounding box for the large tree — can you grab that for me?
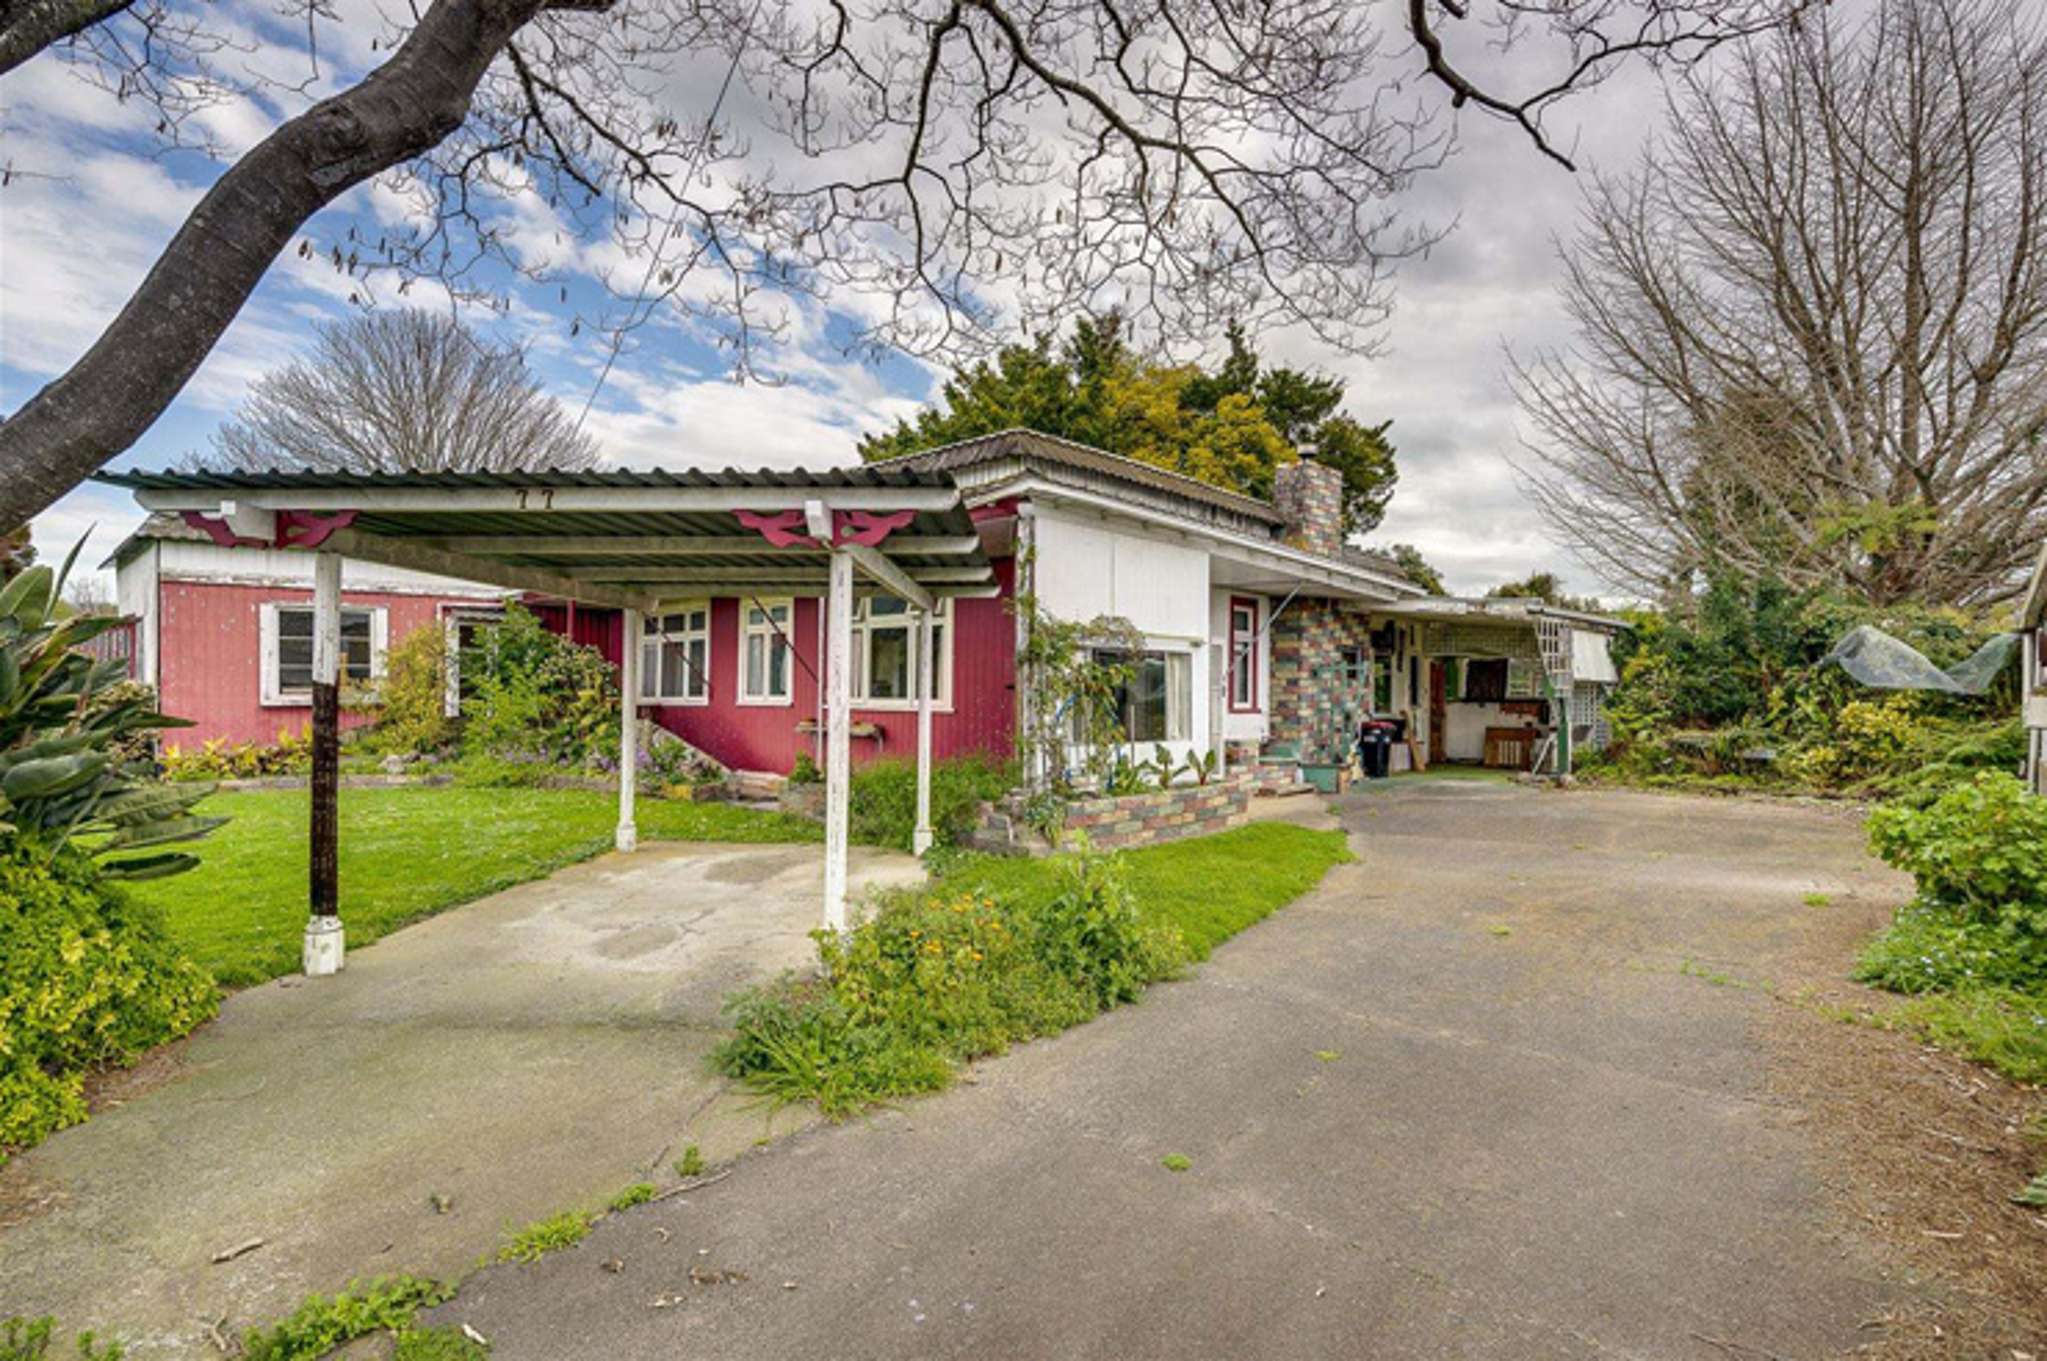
[200,310,598,473]
[0,0,1810,529]
[1512,0,2047,608]
[861,317,1400,531]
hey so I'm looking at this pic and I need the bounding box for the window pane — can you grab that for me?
[1131,656,1168,742]
[661,640,688,697]
[746,634,765,693]
[768,638,788,695]
[686,638,707,698]
[641,642,662,698]
[869,626,910,699]
[278,609,312,639]
[342,635,372,681]
[870,595,909,618]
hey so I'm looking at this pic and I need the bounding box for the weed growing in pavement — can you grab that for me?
[495,1210,594,1264]
[1160,1154,1192,1172]
[1,1317,124,1360]
[606,1183,656,1212]
[240,1276,452,1361]
[394,1325,490,1359]
[675,1144,706,1178]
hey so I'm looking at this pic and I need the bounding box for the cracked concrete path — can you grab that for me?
[426,780,1930,1359]
[0,841,923,1356]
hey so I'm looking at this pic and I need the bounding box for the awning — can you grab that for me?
[1571,629,1619,685]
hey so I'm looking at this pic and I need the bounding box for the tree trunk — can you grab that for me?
[0,0,547,530]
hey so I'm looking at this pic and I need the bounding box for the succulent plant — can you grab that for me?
[0,537,223,879]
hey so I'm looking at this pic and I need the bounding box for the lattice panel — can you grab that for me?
[1424,622,1538,660]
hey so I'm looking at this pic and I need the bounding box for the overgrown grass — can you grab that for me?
[716,823,1351,1116]
[941,822,1352,959]
[1887,989,2047,1085]
[848,753,1015,852]
[123,786,820,988]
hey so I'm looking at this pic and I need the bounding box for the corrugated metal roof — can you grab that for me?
[94,465,953,493]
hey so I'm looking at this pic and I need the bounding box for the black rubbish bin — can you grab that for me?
[1358,721,1395,779]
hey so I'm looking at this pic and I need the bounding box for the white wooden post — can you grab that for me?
[913,606,935,856]
[303,551,345,977]
[617,607,640,852]
[823,551,854,930]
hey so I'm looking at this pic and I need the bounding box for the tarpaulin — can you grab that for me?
[1821,625,2019,696]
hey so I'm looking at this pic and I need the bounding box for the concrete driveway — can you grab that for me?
[0,840,923,1356]
[427,779,1930,1359]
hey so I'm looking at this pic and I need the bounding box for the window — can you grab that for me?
[442,606,506,718]
[642,604,711,704]
[1087,648,1193,743]
[740,598,794,704]
[851,596,952,707]
[261,603,384,705]
[1227,597,1260,712]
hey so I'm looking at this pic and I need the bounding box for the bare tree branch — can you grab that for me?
[1512,0,2047,607]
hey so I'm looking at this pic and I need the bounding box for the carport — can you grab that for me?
[96,467,996,974]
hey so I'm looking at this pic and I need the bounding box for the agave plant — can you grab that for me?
[0,537,223,879]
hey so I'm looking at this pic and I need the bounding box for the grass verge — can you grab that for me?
[939,821,1353,959]
[124,786,820,988]
[717,822,1351,1116]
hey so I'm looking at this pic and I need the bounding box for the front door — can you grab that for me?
[1429,661,1448,765]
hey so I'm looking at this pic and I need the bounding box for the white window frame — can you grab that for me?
[849,596,954,711]
[440,604,507,718]
[1227,596,1260,712]
[738,597,796,706]
[640,602,713,706]
[260,601,387,706]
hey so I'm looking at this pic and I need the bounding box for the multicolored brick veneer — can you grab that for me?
[1273,458,1346,558]
[1269,601,1375,764]
[970,775,1255,854]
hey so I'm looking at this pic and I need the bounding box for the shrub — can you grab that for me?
[460,605,617,769]
[847,753,1014,852]
[788,751,822,785]
[716,848,1183,1116]
[353,626,452,757]
[0,843,218,1164]
[160,733,312,782]
[1,550,223,880]
[1867,773,2047,940]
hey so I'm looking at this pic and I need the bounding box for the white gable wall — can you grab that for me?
[1031,501,1215,761]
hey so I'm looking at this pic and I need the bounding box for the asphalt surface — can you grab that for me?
[425,779,1920,1359]
[0,841,921,1355]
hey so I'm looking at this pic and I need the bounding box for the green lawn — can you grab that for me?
[939,820,1354,958]
[128,787,820,989]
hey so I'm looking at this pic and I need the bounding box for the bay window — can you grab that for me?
[740,598,793,704]
[642,604,710,704]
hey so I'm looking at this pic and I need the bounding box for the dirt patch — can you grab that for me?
[1763,899,2047,1356]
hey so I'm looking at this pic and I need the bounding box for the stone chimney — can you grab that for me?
[1273,457,1344,559]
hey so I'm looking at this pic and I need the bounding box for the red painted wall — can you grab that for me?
[155,580,485,749]
[537,556,1017,775]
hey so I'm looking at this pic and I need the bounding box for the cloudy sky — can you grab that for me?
[3,2,1675,599]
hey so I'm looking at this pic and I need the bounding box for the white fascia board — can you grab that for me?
[1006,480,1420,601]
[421,534,982,558]
[133,485,959,514]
